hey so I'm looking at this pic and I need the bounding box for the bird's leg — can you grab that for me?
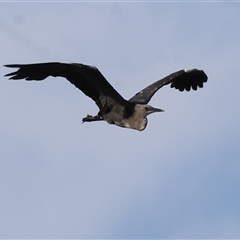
[82,114,103,123]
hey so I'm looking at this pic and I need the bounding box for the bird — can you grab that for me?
[4,62,207,131]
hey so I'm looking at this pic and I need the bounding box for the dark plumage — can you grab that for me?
[4,62,207,131]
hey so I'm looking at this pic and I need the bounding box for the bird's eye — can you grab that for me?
[145,106,149,111]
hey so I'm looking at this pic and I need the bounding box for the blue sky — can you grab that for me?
[1,1,240,239]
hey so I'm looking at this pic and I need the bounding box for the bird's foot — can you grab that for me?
[82,115,103,123]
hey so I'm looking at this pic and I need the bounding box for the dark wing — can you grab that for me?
[129,69,208,103]
[4,62,126,113]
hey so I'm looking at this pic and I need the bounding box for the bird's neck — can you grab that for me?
[122,117,148,131]
[137,118,148,131]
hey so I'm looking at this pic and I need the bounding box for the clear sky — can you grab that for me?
[1,1,240,239]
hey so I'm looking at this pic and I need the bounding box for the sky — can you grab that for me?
[1,1,240,239]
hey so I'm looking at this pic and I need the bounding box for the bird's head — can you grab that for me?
[132,104,164,131]
[138,104,164,117]
[135,104,164,117]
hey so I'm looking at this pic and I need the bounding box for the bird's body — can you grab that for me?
[4,62,207,131]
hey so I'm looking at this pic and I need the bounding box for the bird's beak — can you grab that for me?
[148,107,164,114]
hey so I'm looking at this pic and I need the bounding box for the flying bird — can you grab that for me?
[4,62,207,131]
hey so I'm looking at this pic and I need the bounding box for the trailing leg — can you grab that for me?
[82,115,103,123]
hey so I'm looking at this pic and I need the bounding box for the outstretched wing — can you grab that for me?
[129,69,208,103]
[4,62,126,112]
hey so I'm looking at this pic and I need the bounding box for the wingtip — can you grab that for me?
[4,71,16,78]
[184,68,193,73]
[4,64,21,68]
[184,68,200,73]
[4,64,21,79]
[184,68,208,81]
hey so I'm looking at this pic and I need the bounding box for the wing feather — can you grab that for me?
[129,69,207,103]
[4,62,126,112]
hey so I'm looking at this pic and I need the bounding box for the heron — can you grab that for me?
[4,62,207,131]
